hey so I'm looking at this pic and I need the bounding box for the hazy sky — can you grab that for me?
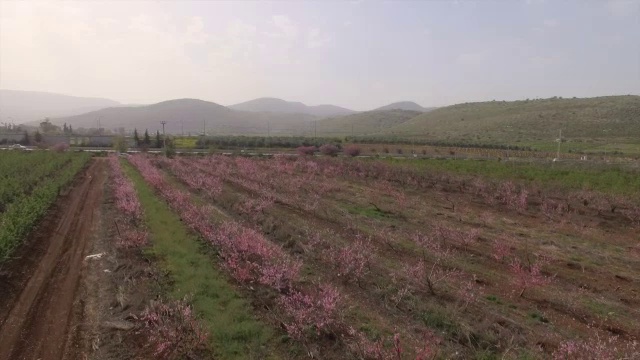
[1,0,639,110]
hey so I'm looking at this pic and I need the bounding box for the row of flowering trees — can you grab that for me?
[231,155,635,226]
[108,155,147,248]
[157,155,554,344]
[128,155,344,340]
[136,154,640,358]
[108,155,208,358]
[132,154,443,358]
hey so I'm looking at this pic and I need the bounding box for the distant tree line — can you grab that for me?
[196,136,344,149]
[189,135,536,152]
[133,128,165,149]
[346,136,537,151]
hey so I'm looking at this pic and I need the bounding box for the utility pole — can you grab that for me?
[181,120,184,137]
[555,129,562,161]
[203,119,206,136]
[267,121,271,147]
[161,121,167,151]
[314,121,317,140]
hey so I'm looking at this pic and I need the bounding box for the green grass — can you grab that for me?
[387,158,640,195]
[344,204,393,219]
[122,160,276,359]
[528,312,549,323]
[419,309,459,335]
[517,139,640,156]
[173,137,198,148]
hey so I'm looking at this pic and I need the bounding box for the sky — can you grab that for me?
[1,0,639,110]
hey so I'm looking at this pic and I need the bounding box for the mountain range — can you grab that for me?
[51,98,318,136]
[0,89,121,123]
[0,90,433,128]
[0,89,434,134]
[374,101,434,112]
[3,89,639,148]
[229,97,356,117]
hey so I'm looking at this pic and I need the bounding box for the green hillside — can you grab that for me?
[315,109,422,136]
[382,96,640,153]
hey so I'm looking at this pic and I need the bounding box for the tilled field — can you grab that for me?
[0,159,107,359]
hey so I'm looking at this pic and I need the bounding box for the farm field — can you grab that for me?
[0,155,102,359]
[0,151,639,359]
[126,153,639,358]
[0,151,91,260]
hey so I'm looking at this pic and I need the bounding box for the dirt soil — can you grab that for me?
[0,159,107,360]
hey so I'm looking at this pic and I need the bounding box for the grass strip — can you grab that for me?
[122,160,275,359]
[385,157,640,195]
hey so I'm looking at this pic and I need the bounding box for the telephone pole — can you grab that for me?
[555,129,562,161]
[161,121,167,150]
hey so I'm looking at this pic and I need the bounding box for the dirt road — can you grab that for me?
[0,159,107,360]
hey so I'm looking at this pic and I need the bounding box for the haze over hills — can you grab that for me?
[50,96,431,137]
[229,97,356,117]
[52,98,318,135]
[6,89,640,148]
[383,95,640,145]
[315,110,422,136]
[374,101,434,112]
[0,89,121,123]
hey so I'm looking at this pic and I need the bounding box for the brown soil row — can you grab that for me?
[0,159,107,360]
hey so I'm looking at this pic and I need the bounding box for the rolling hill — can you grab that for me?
[229,97,356,117]
[374,101,434,112]
[382,96,640,147]
[315,109,422,136]
[0,89,121,123]
[52,98,317,135]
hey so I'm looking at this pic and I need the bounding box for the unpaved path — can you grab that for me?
[0,159,107,360]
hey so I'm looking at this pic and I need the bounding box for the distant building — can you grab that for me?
[0,133,25,144]
[42,135,70,145]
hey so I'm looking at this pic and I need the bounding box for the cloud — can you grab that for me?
[185,16,208,44]
[307,28,331,49]
[606,0,640,16]
[529,54,566,66]
[372,81,385,91]
[456,51,489,65]
[532,18,559,34]
[0,2,264,103]
[270,15,298,40]
[597,34,624,46]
